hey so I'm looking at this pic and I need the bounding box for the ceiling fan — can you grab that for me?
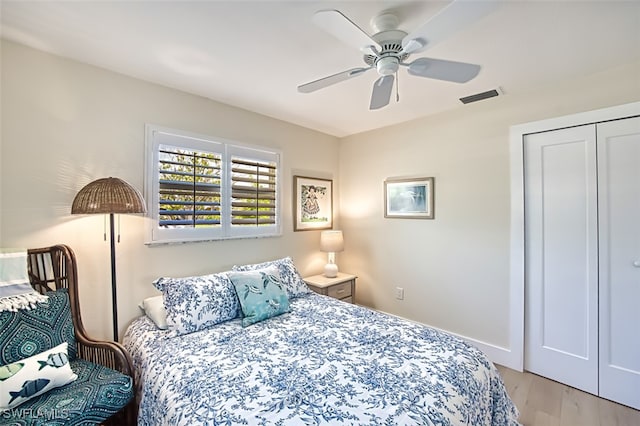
[297,0,497,110]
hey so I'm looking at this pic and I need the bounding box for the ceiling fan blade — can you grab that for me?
[406,57,480,83]
[298,67,371,93]
[313,10,381,54]
[402,0,498,54]
[370,75,394,110]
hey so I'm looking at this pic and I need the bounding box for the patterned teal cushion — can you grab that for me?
[232,256,311,299]
[0,358,133,425]
[0,290,77,365]
[228,266,290,327]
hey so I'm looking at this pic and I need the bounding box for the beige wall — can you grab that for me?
[0,40,339,339]
[3,38,640,361]
[338,60,640,358]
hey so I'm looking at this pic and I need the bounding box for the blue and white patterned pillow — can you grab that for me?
[154,273,240,336]
[232,257,310,298]
[227,266,290,327]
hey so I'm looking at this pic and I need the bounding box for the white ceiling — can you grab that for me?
[1,1,639,137]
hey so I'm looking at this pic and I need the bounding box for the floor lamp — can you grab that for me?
[71,177,146,341]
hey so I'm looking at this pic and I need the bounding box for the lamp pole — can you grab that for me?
[109,212,118,342]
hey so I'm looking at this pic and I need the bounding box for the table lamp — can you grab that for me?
[320,230,344,278]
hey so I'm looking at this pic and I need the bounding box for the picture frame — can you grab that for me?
[293,176,333,231]
[384,177,435,219]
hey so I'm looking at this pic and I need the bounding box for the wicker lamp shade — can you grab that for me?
[71,177,146,215]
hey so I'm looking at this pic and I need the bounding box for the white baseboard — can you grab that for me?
[457,333,519,371]
[373,308,521,371]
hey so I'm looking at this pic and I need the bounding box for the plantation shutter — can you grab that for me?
[230,156,277,227]
[147,125,281,243]
[158,145,222,228]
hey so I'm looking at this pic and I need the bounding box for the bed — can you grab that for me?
[123,258,518,426]
[124,264,519,426]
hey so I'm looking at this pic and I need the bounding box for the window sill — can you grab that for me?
[144,232,283,246]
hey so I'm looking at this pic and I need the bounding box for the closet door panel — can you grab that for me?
[597,116,640,410]
[524,125,598,394]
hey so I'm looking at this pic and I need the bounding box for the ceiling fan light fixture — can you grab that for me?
[376,56,399,76]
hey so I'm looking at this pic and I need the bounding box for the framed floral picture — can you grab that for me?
[293,176,333,231]
[384,177,435,219]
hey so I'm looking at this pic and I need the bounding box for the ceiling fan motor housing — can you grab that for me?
[364,29,408,76]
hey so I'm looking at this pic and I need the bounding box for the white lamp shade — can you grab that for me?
[320,230,344,253]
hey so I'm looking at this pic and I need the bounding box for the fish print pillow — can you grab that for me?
[232,257,311,299]
[0,342,77,409]
[227,266,290,327]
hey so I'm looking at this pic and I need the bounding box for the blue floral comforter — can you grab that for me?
[124,293,519,425]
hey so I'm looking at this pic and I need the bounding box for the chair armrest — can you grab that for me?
[75,335,134,378]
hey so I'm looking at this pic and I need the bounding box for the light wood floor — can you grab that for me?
[496,366,640,426]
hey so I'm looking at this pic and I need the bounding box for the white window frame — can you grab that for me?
[145,124,282,245]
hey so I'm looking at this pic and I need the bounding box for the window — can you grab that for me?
[145,125,281,244]
[158,147,222,229]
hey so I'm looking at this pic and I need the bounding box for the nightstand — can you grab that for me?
[304,273,357,304]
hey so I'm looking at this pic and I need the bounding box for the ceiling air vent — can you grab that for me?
[460,88,501,104]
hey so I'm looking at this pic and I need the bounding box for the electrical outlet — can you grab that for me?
[395,287,404,300]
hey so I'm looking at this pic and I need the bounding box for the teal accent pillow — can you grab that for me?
[228,266,290,327]
[232,257,311,299]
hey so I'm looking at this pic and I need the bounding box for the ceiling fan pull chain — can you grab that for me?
[395,71,400,102]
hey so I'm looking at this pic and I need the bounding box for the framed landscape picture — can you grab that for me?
[293,176,333,231]
[384,177,435,219]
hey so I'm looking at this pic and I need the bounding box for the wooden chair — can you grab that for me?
[26,244,137,425]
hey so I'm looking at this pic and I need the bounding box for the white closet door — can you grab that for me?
[524,125,598,394]
[597,116,640,410]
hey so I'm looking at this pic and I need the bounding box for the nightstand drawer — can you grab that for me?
[327,281,352,299]
[303,273,357,304]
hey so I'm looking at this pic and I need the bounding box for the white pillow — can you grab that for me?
[0,342,77,409]
[140,295,168,330]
